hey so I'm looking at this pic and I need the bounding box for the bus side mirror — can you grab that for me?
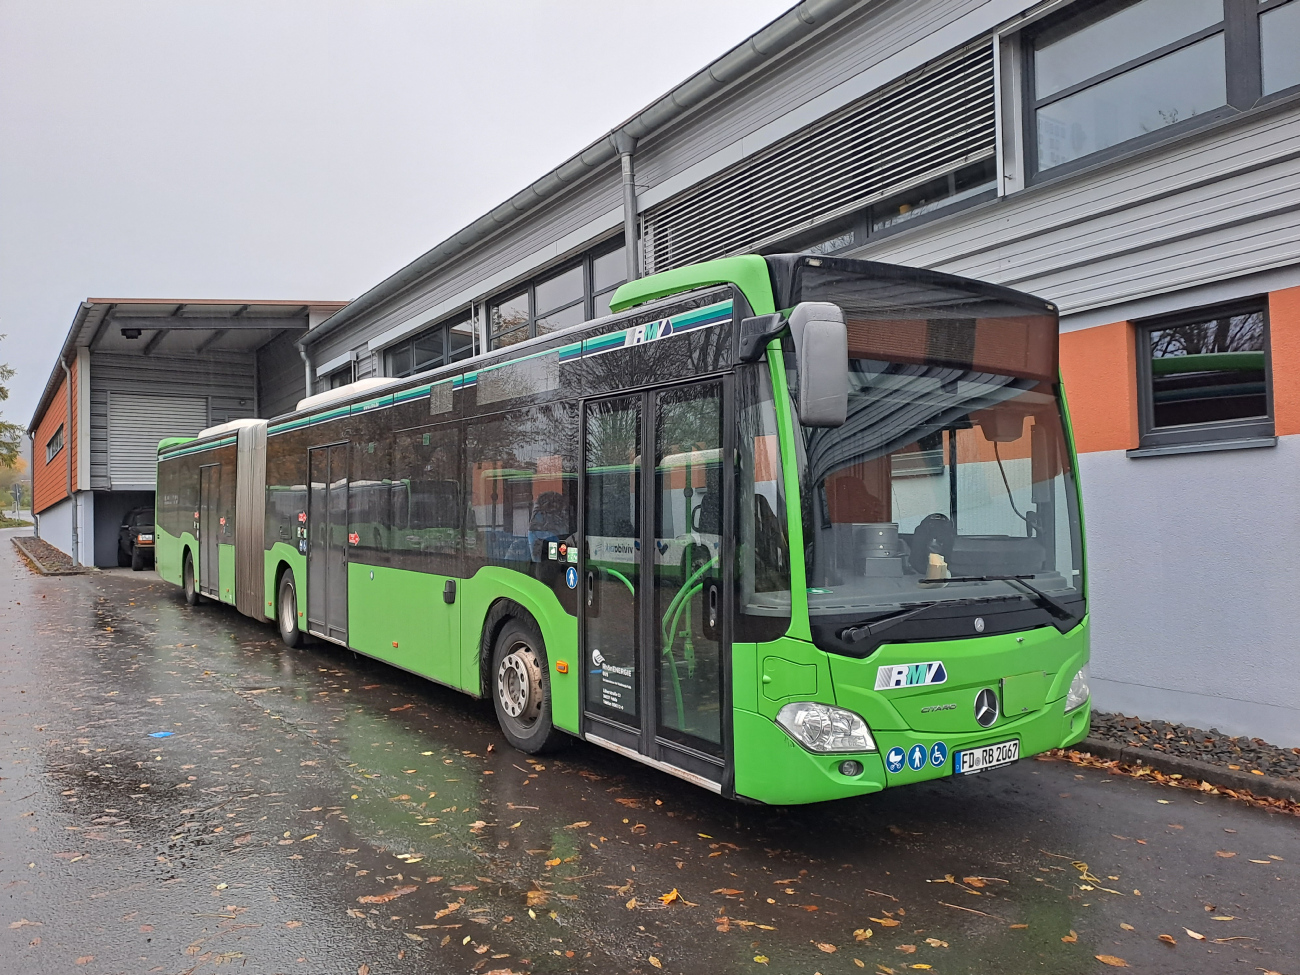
[789,302,848,427]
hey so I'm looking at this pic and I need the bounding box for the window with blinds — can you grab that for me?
[643,41,996,273]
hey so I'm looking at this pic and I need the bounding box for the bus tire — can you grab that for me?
[182,552,201,606]
[277,571,302,649]
[491,616,563,755]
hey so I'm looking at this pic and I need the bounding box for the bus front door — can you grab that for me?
[198,464,220,598]
[581,379,731,792]
[307,443,349,644]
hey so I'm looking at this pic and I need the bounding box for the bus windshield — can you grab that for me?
[785,258,1084,625]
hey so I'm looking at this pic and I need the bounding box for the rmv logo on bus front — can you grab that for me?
[875,661,947,691]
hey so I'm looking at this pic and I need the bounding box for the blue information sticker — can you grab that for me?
[565,566,578,589]
[885,747,906,774]
[907,743,928,771]
[930,741,948,768]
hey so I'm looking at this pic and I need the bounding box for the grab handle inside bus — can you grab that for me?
[787,301,848,427]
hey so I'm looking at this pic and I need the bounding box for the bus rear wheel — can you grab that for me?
[491,617,563,754]
[182,552,201,606]
[278,571,302,648]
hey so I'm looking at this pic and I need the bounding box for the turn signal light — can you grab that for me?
[555,661,569,674]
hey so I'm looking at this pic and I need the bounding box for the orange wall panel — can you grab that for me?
[1059,321,1139,454]
[32,367,71,514]
[1269,286,1300,437]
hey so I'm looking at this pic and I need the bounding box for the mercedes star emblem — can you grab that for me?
[973,616,985,633]
[973,688,999,728]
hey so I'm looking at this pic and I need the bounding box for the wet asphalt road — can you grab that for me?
[0,530,1296,975]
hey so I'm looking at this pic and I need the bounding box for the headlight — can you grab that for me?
[775,702,876,753]
[1065,665,1090,712]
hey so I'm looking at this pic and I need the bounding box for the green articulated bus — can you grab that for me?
[155,254,1090,804]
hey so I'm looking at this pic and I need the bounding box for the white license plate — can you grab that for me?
[138,534,154,543]
[954,739,1019,774]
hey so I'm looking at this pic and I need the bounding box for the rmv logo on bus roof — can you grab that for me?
[875,661,947,691]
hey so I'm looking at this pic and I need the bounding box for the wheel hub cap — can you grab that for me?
[497,648,540,721]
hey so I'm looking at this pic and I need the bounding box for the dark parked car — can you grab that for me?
[118,506,156,571]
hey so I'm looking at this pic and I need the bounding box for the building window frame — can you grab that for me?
[487,238,626,351]
[1134,297,1275,452]
[385,313,475,379]
[1021,0,1283,182]
[45,424,64,464]
[324,364,354,389]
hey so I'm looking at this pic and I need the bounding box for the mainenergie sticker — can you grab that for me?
[875,661,947,691]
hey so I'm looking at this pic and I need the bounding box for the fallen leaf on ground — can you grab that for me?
[815,942,837,953]
[1062,930,1078,943]
[565,821,590,829]
[358,965,370,975]
[1185,928,1205,941]
[1216,850,1236,858]
[649,957,662,969]
[1212,915,1236,920]
[1120,923,1135,931]
[75,957,94,965]
[285,921,302,929]
[853,928,873,941]
[1009,923,1028,929]
[1158,934,1176,945]
[753,955,768,965]
[1095,956,1128,967]
[357,885,418,905]
[924,938,948,948]
[8,920,41,930]
[659,888,680,905]
[896,944,916,954]
[869,916,900,927]
[713,888,743,896]
[626,898,637,910]
[525,891,548,908]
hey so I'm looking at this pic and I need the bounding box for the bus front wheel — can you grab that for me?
[278,571,302,649]
[491,617,563,754]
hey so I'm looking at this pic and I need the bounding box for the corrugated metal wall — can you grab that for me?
[89,352,256,490]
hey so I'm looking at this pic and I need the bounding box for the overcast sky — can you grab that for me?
[0,0,792,427]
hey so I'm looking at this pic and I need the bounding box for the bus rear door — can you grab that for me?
[198,464,220,598]
[307,443,349,644]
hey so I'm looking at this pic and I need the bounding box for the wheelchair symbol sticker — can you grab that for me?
[930,741,948,767]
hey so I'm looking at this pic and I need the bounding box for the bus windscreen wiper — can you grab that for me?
[839,594,1020,646]
[918,574,1076,622]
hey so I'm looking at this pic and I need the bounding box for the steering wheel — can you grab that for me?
[909,512,956,574]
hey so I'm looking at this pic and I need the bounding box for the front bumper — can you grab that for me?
[733,697,1091,805]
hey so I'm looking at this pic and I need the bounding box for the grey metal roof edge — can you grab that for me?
[26,299,348,433]
[301,0,861,351]
[28,300,95,434]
